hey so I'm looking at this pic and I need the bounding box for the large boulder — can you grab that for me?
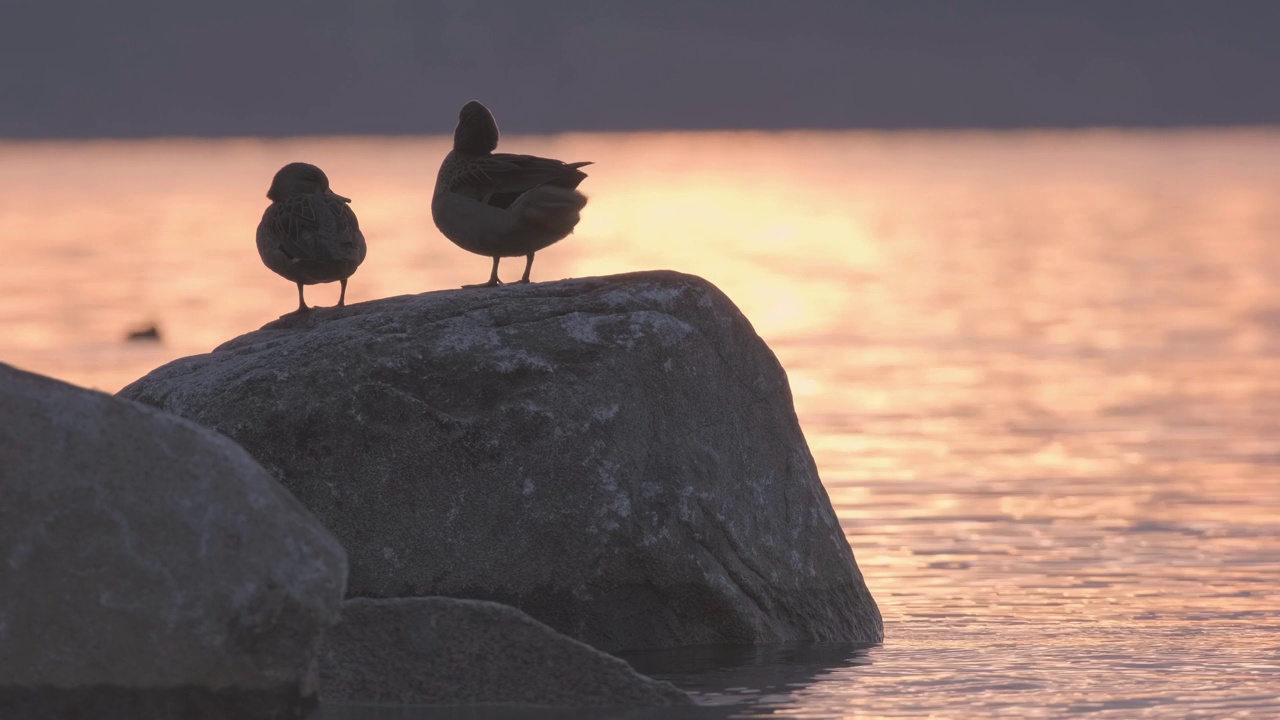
[119,271,882,651]
[320,597,691,706]
[0,364,348,720]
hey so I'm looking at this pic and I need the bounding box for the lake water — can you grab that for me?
[3,130,1279,718]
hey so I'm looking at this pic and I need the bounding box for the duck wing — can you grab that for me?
[451,153,591,210]
[262,193,366,266]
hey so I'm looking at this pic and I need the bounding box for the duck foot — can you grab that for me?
[463,257,503,288]
[336,278,349,307]
[282,282,312,316]
[520,253,535,284]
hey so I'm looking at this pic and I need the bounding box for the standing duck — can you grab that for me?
[257,162,367,315]
[432,100,591,287]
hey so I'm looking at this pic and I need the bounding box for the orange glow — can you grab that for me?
[2,129,1279,655]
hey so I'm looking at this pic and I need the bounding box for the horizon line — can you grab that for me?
[4,122,1280,144]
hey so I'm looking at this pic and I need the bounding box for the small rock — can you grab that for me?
[126,323,162,342]
[319,597,693,707]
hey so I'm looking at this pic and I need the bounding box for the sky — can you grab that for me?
[3,1,1279,138]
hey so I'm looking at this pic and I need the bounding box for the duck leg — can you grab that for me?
[282,281,311,316]
[337,277,348,307]
[464,257,503,288]
[518,253,535,284]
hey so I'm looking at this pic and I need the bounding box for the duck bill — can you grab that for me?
[326,189,352,203]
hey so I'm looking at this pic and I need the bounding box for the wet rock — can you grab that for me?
[119,270,882,651]
[0,363,348,719]
[319,597,692,706]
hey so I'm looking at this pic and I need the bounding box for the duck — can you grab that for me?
[432,100,591,287]
[256,162,367,315]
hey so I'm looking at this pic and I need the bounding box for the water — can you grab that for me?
[3,130,1279,718]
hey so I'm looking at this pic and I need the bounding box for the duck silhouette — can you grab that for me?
[432,101,590,287]
[256,162,367,315]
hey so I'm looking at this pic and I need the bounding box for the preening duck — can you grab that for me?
[432,100,590,287]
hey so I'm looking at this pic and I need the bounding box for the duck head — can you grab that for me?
[453,100,499,154]
[267,162,350,202]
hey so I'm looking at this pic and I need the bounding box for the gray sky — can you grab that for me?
[3,1,1279,138]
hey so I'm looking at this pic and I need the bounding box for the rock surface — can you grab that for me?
[119,271,882,651]
[0,363,348,719]
[320,597,691,706]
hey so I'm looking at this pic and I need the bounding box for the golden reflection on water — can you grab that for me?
[3,130,1280,717]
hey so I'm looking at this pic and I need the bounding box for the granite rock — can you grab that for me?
[320,597,691,706]
[119,271,882,651]
[0,364,348,719]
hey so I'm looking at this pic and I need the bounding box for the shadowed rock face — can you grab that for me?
[320,597,692,706]
[0,364,348,720]
[119,271,882,652]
